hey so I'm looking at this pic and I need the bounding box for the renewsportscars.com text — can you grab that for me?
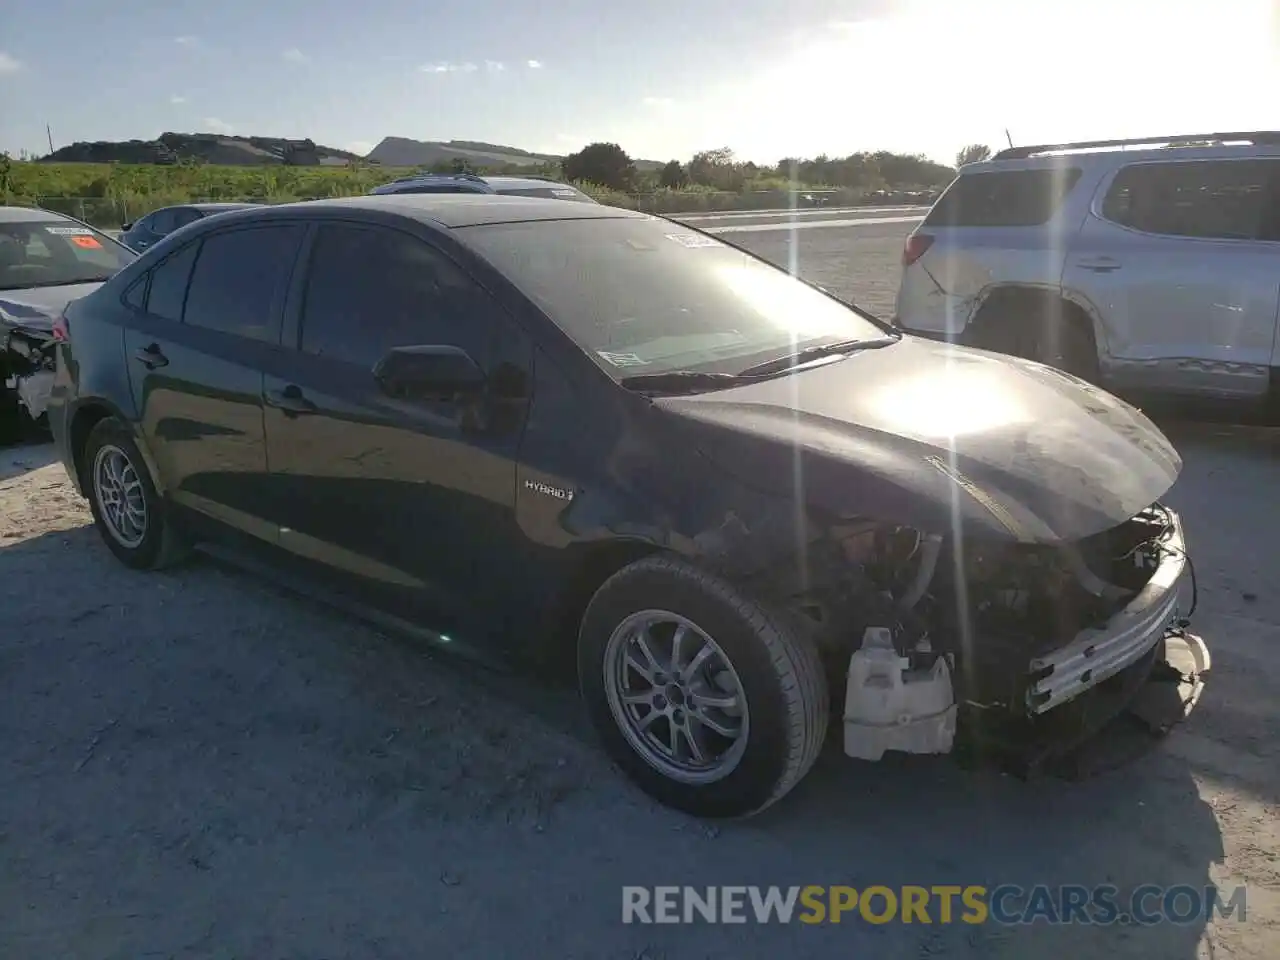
[621,885,1247,926]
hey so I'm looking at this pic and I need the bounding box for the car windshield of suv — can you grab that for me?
[0,219,134,290]
[496,185,595,202]
[460,217,887,376]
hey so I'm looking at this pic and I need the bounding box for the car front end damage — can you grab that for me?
[2,322,57,424]
[780,501,1208,775]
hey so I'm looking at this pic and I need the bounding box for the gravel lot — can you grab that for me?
[2,220,1277,958]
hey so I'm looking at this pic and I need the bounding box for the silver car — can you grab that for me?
[0,206,135,434]
[895,130,1280,412]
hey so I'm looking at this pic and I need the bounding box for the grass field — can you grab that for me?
[2,161,916,225]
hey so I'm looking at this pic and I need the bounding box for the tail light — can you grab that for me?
[52,313,70,342]
[902,233,934,267]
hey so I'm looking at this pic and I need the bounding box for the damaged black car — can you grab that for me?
[1,207,135,438]
[48,196,1208,819]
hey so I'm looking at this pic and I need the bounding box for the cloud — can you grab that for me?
[643,96,676,109]
[174,35,199,46]
[0,52,21,74]
[203,117,234,134]
[170,95,188,104]
[526,59,543,69]
[282,47,308,64]
[346,140,375,156]
[485,60,505,72]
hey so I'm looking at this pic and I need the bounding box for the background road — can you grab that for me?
[3,218,1277,960]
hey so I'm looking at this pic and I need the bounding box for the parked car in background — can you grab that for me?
[119,203,264,252]
[1,206,135,437]
[895,130,1280,414]
[48,194,1205,819]
[371,172,597,202]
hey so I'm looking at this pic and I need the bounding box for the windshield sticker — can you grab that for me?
[664,233,718,249]
[70,235,103,249]
[43,226,96,236]
[598,351,651,368]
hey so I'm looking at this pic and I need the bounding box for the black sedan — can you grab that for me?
[118,202,262,252]
[47,195,1205,818]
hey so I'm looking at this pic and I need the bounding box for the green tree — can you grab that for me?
[688,147,742,191]
[658,159,688,189]
[955,143,992,167]
[561,142,636,191]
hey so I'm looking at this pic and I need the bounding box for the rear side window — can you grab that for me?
[924,168,1083,227]
[298,223,494,369]
[1101,160,1279,241]
[182,225,303,342]
[144,242,199,322]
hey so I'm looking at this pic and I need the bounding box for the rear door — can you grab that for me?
[1061,158,1280,399]
[262,221,533,633]
[122,222,305,542]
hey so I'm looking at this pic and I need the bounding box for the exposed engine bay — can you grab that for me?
[779,502,1205,773]
[2,325,56,423]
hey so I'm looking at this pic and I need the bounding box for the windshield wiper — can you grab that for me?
[618,370,760,396]
[736,336,900,378]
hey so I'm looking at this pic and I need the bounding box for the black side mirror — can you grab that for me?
[373,344,486,402]
[121,222,134,232]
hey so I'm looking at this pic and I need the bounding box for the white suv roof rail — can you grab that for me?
[992,130,1280,161]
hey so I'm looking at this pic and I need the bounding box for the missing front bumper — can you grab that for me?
[1025,506,1195,715]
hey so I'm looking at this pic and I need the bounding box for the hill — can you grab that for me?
[40,133,363,166]
[365,136,665,171]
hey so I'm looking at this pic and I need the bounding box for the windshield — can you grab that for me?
[496,185,596,203]
[459,217,886,377]
[0,219,134,290]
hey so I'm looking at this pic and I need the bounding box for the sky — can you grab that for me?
[2,0,1279,165]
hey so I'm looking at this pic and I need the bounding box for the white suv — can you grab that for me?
[894,132,1280,411]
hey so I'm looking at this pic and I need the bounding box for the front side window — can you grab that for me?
[148,210,176,236]
[298,224,494,369]
[181,225,303,341]
[1101,159,1279,241]
[458,217,887,378]
[0,219,134,290]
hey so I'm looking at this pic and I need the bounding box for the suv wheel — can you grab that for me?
[82,417,189,570]
[579,556,828,818]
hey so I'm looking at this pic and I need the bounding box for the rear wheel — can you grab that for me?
[82,417,189,570]
[578,555,828,819]
[970,295,1100,383]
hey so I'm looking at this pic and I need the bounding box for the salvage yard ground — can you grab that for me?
[2,220,1278,959]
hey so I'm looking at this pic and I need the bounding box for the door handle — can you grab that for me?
[1076,257,1122,273]
[265,384,317,416]
[133,343,168,369]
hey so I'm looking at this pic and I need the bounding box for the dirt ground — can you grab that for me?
[2,231,1279,957]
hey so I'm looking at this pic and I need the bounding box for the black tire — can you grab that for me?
[81,417,189,570]
[578,555,828,819]
[1033,313,1100,384]
[973,298,1100,383]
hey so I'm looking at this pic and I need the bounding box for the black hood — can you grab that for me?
[0,282,103,334]
[656,337,1181,543]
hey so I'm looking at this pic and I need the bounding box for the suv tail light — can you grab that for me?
[52,313,70,342]
[902,233,934,267]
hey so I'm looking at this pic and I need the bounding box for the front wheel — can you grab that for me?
[82,417,189,570]
[579,556,828,819]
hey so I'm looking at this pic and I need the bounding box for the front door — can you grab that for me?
[262,221,533,635]
[122,223,305,543]
[1062,157,1280,400]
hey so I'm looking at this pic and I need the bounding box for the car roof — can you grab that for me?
[0,205,75,222]
[241,193,646,228]
[186,202,264,212]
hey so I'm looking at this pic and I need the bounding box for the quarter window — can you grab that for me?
[1101,160,1280,241]
[180,225,303,342]
[298,224,494,369]
[144,242,200,322]
[924,168,1083,227]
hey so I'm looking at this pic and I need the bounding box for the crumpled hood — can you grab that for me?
[0,282,103,334]
[656,336,1182,543]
